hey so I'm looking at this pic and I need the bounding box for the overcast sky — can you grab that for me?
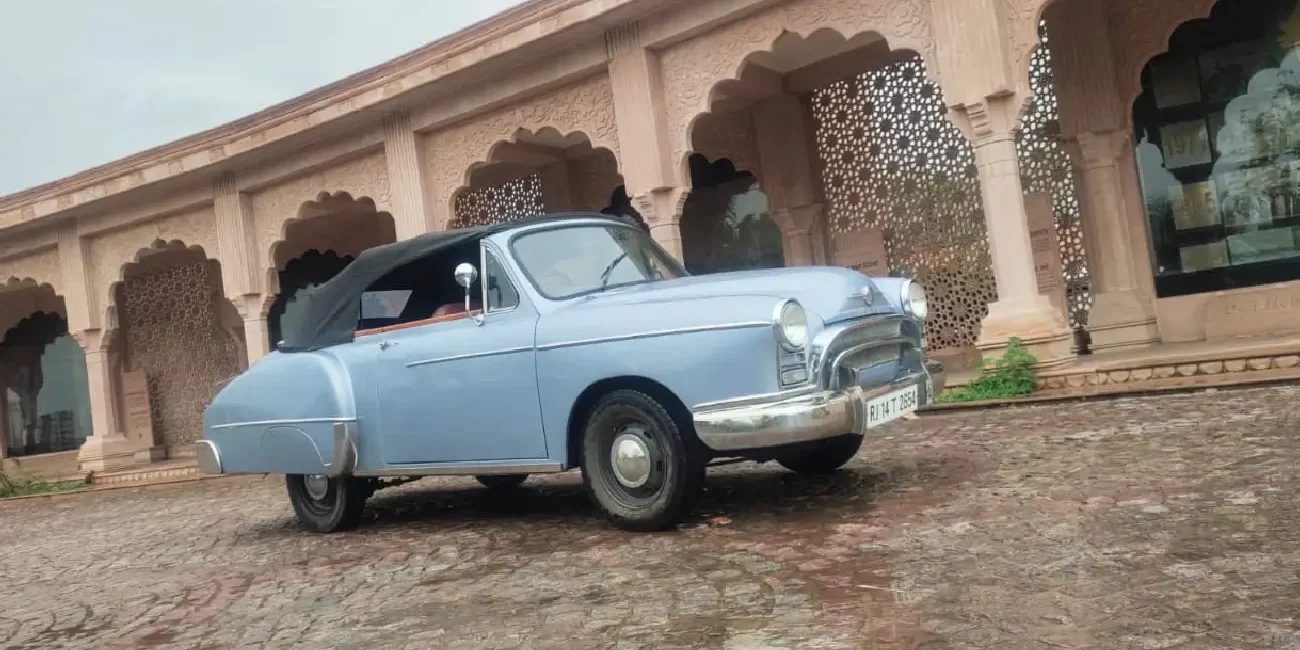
[0,0,525,196]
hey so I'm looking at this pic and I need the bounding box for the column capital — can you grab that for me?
[229,292,276,322]
[951,97,1021,147]
[71,328,113,355]
[1073,129,1132,169]
[632,187,689,227]
[772,203,825,236]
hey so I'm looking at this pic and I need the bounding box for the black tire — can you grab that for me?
[285,474,372,533]
[580,389,706,532]
[777,434,864,475]
[475,474,528,490]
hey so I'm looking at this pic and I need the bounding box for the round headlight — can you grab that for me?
[775,300,808,350]
[902,280,928,320]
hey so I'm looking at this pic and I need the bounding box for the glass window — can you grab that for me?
[359,290,413,319]
[511,224,686,299]
[2,328,91,459]
[1134,0,1300,296]
[484,250,520,312]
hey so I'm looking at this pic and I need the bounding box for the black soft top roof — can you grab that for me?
[278,212,621,351]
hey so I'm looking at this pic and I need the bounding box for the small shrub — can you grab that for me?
[0,470,87,499]
[937,337,1039,403]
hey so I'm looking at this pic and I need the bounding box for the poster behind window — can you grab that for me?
[1170,179,1221,230]
[1160,120,1214,169]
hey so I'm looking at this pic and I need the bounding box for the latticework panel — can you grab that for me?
[119,258,241,449]
[452,173,545,228]
[1017,22,1092,328]
[811,55,997,351]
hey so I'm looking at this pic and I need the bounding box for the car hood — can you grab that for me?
[560,266,895,323]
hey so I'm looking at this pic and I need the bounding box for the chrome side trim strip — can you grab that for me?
[209,416,357,430]
[353,462,565,478]
[407,346,533,368]
[538,321,769,352]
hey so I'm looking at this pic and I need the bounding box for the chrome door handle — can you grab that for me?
[379,341,399,351]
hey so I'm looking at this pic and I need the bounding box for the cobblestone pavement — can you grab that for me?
[3,385,1300,650]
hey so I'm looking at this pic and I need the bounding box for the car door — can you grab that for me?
[375,244,546,465]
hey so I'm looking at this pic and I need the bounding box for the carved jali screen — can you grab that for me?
[452,172,545,228]
[811,26,1090,351]
[119,258,241,449]
[1017,23,1091,329]
[811,55,995,351]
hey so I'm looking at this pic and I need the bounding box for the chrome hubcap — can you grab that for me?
[610,431,652,489]
[303,474,330,501]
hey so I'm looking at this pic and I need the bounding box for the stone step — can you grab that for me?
[90,461,199,487]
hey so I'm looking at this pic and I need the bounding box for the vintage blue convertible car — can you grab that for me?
[200,213,942,532]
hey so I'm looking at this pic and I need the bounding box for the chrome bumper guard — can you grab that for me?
[693,360,943,453]
[196,440,223,475]
[194,420,358,476]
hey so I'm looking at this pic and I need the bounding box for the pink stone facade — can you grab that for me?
[0,0,1295,476]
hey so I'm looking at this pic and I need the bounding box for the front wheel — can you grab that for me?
[776,434,864,475]
[285,474,372,533]
[581,390,706,532]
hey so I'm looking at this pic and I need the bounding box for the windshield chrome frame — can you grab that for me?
[506,221,686,302]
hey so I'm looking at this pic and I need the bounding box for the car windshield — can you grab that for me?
[511,224,685,299]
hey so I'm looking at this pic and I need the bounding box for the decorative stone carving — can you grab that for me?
[659,0,937,174]
[249,152,392,267]
[426,75,621,228]
[1,248,64,298]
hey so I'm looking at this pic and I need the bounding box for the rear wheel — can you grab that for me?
[580,389,706,532]
[285,474,372,533]
[776,434,864,475]
[475,474,528,490]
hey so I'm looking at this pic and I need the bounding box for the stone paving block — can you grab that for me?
[2,385,1300,648]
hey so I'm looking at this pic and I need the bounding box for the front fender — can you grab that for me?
[535,295,793,462]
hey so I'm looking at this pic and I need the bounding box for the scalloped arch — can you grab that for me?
[265,190,394,293]
[1014,0,1220,124]
[1,276,59,295]
[445,127,623,228]
[102,238,216,331]
[660,0,939,182]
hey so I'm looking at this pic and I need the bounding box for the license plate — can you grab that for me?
[864,384,919,429]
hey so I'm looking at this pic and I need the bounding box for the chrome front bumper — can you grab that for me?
[693,360,942,453]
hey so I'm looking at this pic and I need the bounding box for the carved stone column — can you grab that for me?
[74,329,135,472]
[1068,131,1160,350]
[231,293,277,364]
[608,23,691,260]
[1046,0,1161,351]
[753,93,828,267]
[772,204,824,267]
[383,112,435,238]
[634,188,690,261]
[959,99,1074,367]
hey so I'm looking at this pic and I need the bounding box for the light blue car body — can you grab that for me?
[199,216,939,480]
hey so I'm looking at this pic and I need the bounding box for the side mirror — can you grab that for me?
[453,263,484,326]
[454,263,478,289]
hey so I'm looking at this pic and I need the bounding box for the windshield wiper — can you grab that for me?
[598,252,629,290]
